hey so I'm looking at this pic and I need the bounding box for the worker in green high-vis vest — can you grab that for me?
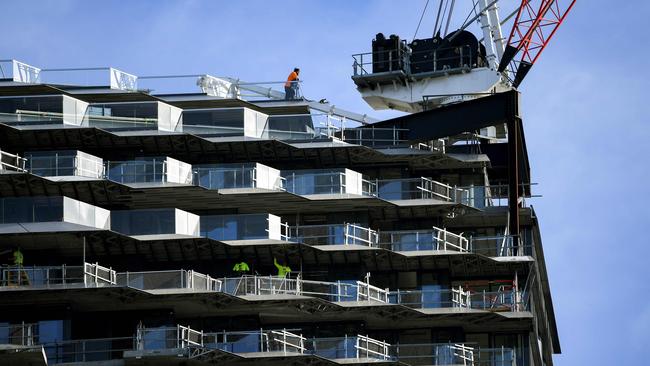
[273,257,291,278]
[232,261,250,274]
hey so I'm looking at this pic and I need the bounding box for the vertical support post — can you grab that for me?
[507,118,521,252]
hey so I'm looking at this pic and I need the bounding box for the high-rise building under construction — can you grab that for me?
[0,48,560,366]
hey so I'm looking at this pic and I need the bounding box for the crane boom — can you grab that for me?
[498,0,576,86]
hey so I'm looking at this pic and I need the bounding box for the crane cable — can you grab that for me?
[413,0,431,40]
[434,0,449,37]
[443,0,456,36]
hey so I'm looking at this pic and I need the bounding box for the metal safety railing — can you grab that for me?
[389,286,527,312]
[26,152,104,179]
[1,264,84,288]
[356,335,392,360]
[283,171,347,195]
[0,149,27,172]
[469,234,531,257]
[221,275,389,304]
[0,322,39,346]
[375,177,458,201]
[204,328,306,354]
[136,324,203,351]
[389,286,470,309]
[390,343,516,366]
[352,44,476,77]
[84,262,117,286]
[116,269,221,292]
[379,226,469,253]
[291,223,379,247]
[194,164,257,190]
[27,334,515,365]
[105,159,167,184]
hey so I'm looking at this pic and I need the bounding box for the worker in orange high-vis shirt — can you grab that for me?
[284,68,300,100]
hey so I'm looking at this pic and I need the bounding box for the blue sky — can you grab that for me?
[2,1,649,364]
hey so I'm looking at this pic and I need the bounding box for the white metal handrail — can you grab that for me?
[434,226,469,252]
[105,159,168,184]
[269,330,306,354]
[356,281,389,303]
[0,149,27,172]
[451,286,472,308]
[356,335,391,360]
[345,223,379,247]
[178,325,203,348]
[84,262,117,286]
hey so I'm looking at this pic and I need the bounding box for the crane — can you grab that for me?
[351,0,576,113]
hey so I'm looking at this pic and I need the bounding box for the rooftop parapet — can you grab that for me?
[0,60,41,83]
[40,67,137,91]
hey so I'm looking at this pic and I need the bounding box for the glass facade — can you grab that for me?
[111,209,176,236]
[0,196,63,223]
[86,102,158,130]
[106,158,166,184]
[195,164,255,189]
[200,214,271,241]
[182,108,246,135]
[284,170,346,195]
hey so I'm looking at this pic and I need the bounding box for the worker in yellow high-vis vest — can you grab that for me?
[273,257,291,278]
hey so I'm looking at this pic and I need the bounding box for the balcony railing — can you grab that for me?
[0,149,27,172]
[389,286,470,309]
[391,343,516,366]
[390,287,527,312]
[376,177,457,201]
[222,275,389,303]
[111,208,200,237]
[0,263,116,288]
[25,150,104,179]
[283,169,376,196]
[379,226,469,252]
[136,325,203,351]
[201,213,284,241]
[105,157,193,185]
[469,235,532,257]
[116,270,221,292]
[204,329,306,354]
[291,223,379,247]
[3,329,515,366]
[0,322,39,346]
[194,163,283,191]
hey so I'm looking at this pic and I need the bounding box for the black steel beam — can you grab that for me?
[368,90,520,140]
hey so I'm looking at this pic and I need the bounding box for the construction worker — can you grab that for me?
[8,247,29,285]
[232,261,250,275]
[273,257,291,278]
[284,68,300,100]
[12,247,23,267]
